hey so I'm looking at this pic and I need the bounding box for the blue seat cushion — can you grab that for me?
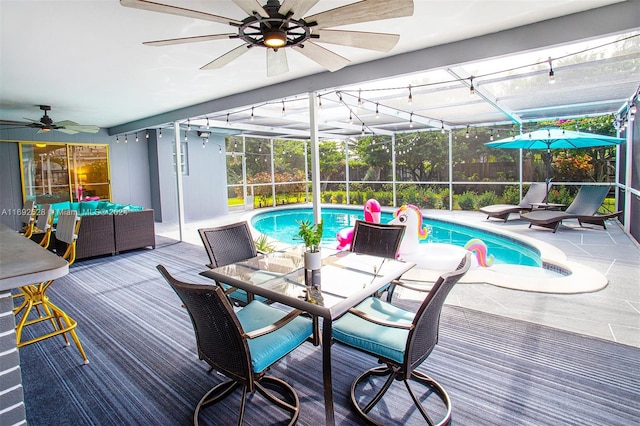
[236,301,312,374]
[333,297,414,364]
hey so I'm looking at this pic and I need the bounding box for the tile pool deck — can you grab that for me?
[156,207,640,348]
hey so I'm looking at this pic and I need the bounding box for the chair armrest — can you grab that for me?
[392,279,433,294]
[347,307,413,330]
[244,309,305,339]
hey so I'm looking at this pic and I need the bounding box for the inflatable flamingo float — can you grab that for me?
[389,204,494,270]
[336,199,382,250]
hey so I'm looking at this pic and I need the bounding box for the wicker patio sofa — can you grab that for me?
[45,201,156,260]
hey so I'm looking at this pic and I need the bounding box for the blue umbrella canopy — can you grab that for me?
[484,127,624,198]
[484,127,624,150]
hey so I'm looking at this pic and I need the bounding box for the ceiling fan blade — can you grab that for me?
[293,42,350,72]
[200,44,252,70]
[53,128,80,135]
[267,49,289,77]
[316,29,399,52]
[279,0,319,19]
[55,121,100,134]
[119,0,242,25]
[305,0,414,29]
[232,0,268,17]
[143,34,236,47]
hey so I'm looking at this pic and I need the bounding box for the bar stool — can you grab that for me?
[14,210,89,364]
[19,200,36,237]
[29,204,54,248]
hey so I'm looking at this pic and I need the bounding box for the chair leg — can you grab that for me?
[256,377,301,425]
[194,376,299,426]
[350,365,452,426]
[14,283,89,364]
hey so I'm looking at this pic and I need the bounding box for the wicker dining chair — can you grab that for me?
[198,221,264,306]
[332,252,472,425]
[157,265,312,425]
[350,219,406,258]
[350,219,406,300]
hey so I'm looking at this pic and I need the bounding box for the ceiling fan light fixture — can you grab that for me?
[264,29,287,48]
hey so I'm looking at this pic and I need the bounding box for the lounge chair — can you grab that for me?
[479,182,549,221]
[521,185,622,232]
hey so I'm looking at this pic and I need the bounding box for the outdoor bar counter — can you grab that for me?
[0,223,69,425]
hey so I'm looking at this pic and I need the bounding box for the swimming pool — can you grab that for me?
[251,207,542,267]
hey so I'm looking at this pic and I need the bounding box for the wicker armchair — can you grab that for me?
[332,252,471,425]
[198,221,262,306]
[157,265,312,425]
[350,219,406,300]
[350,219,406,258]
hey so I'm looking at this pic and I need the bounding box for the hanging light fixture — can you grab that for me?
[548,57,556,84]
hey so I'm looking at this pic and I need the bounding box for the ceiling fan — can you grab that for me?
[120,0,414,76]
[0,105,100,135]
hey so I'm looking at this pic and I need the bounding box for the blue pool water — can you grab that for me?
[251,207,542,267]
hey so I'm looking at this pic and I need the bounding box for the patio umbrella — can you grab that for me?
[484,127,624,197]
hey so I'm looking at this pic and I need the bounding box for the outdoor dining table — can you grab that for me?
[200,245,415,425]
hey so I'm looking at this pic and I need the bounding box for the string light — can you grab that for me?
[116,135,120,143]
[184,130,188,141]
[187,119,191,131]
[361,123,365,135]
[206,117,210,129]
[408,85,413,105]
[226,113,230,126]
[548,57,555,84]
[124,134,129,144]
[465,126,470,138]
[349,111,353,124]
[490,129,494,141]
[441,121,445,134]
[281,100,286,116]
[318,95,323,109]
[375,103,380,118]
[409,113,414,128]
[250,107,255,120]
[135,133,139,142]
[469,77,475,96]
[159,128,162,138]
[357,89,362,105]
[145,130,149,139]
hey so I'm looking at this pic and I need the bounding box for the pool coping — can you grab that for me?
[242,204,608,294]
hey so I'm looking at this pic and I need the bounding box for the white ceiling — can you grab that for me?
[1,0,639,138]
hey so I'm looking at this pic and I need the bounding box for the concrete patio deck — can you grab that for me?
[156,207,640,348]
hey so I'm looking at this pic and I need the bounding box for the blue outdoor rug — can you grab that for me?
[18,239,640,425]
